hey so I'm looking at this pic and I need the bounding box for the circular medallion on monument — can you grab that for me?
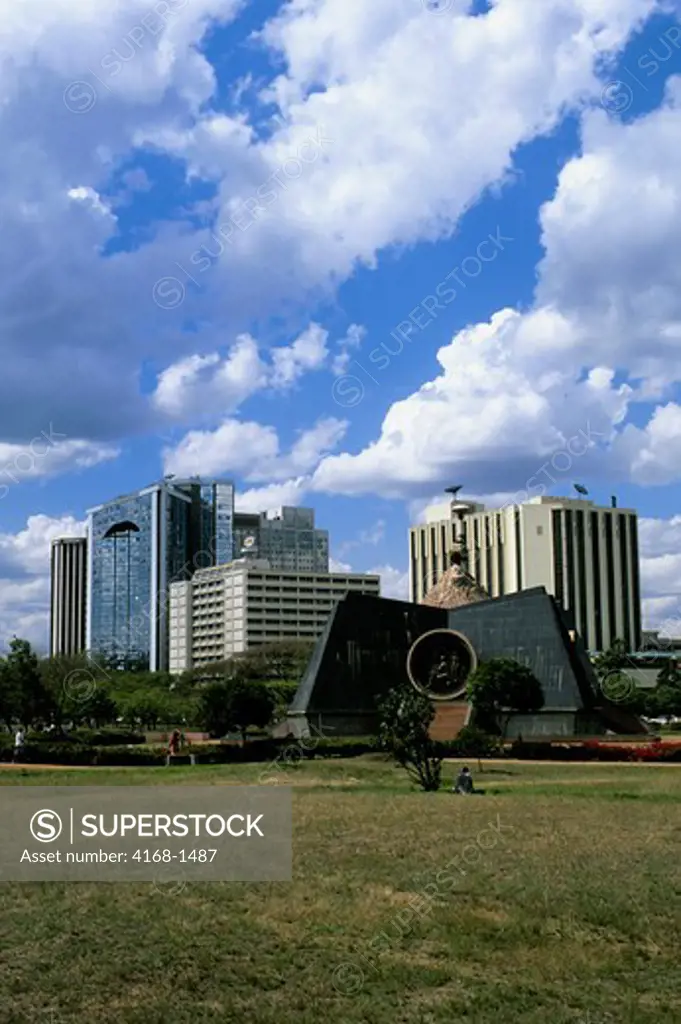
[406,629,478,701]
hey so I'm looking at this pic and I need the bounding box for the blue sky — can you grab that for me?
[2,0,681,650]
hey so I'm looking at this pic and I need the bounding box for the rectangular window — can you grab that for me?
[604,514,616,646]
[590,511,603,653]
[630,515,641,650]
[576,510,588,644]
[552,510,564,607]
[565,510,575,617]
[515,513,523,590]
[619,513,631,651]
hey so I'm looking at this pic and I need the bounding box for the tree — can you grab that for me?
[39,653,110,730]
[0,653,18,729]
[1,639,51,728]
[199,678,275,743]
[593,638,628,679]
[656,659,681,689]
[119,691,171,730]
[645,685,681,722]
[466,657,544,736]
[592,639,641,703]
[377,685,442,791]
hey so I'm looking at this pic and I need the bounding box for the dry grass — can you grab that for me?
[0,758,679,1023]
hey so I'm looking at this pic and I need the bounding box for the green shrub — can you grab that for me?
[449,725,503,757]
[93,746,167,766]
[0,741,94,765]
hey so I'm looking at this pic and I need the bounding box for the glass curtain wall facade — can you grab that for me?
[233,507,329,573]
[88,491,156,667]
[87,479,235,670]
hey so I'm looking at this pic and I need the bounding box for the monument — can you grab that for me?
[286,586,646,740]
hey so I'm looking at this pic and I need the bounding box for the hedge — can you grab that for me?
[509,739,681,762]
[4,732,678,766]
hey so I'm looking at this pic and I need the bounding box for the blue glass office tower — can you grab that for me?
[87,479,234,670]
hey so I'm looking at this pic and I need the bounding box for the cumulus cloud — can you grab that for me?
[152,335,269,422]
[639,514,681,634]
[152,323,331,426]
[367,564,409,601]
[270,323,330,388]
[0,514,86,652]
[235,477,309,513]
[0,0,664,455]
[163,419,280,478]
[0,435,119,495]
[163,415,348,481]
[312,85,681,499]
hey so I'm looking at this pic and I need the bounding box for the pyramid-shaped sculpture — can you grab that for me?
[286,588,647,739]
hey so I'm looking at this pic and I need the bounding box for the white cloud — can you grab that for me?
[634,513,681,637]
[330,551,408,599]
[235,477,309,513]
[0,514,86,578]
[0,514,86,652]
[0,0,666,456]
[612,405,681,485]
[331,323,366,376]
[163,418,280,478]
[270,323,330,388]
[311,84,681,499]
[151,323,332,426]
[267,418,347,481]
[329,556,353,573]
[229,0,658,285]
[163,415,348,481]
[0,436,119,493]
[367,564,409,601]
[312,308,630,498]
[152,334,268,421]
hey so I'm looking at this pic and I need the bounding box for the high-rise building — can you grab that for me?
[168,559,380,672]
[86,478,234,670]
[233,506,329,573]
[410,495,641,653]
[50,537,87,657]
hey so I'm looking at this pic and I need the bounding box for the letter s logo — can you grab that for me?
[30,809,63,843]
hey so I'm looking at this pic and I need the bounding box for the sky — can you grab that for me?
[3,0,681,652]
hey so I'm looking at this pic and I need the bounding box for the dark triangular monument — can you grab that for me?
[285,587,645,739]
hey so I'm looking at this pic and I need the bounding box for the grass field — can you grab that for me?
[0,757,679,1024]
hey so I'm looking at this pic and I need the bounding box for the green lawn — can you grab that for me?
[0,757,679,1024]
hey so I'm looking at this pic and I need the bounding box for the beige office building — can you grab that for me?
[410,496,641,653]
[169,559,381,672]
[50,537,87,656]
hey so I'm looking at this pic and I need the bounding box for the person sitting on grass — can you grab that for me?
[452,765,484,795]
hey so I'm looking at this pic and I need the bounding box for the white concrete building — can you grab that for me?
[168,559,381,672]
[410,495,641,653]
[50,537,87,656]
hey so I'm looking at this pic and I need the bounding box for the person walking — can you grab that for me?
[12,727,25,764]
[166,729,181,765]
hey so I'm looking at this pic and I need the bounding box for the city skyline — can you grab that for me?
[79,477,333,670]
[3,4,681,652]
[9,479,681,656]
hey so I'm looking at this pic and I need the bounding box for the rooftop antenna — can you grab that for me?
[573,483,588,497]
